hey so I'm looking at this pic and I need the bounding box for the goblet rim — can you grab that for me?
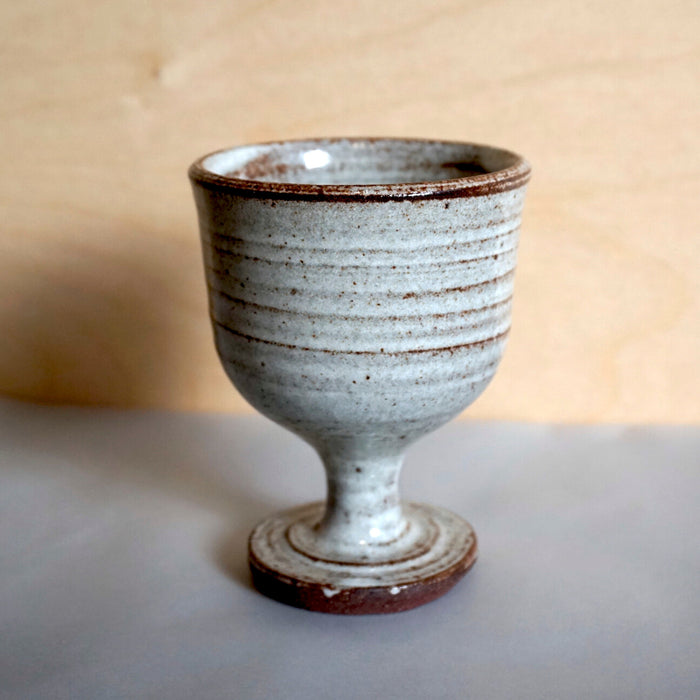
[188,137,531,202]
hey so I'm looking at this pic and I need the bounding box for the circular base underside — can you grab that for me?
[248,502,478,614]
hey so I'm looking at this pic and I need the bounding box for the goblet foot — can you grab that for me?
[248,502,477,614]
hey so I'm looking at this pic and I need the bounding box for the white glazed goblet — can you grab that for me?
[189,138,530,614]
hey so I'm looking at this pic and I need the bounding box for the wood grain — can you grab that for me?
[1,0,698,422]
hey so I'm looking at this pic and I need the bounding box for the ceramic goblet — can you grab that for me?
[189,138,530,614]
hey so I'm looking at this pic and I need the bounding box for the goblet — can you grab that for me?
[189,138,530,614]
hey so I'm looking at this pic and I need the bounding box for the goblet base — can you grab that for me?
[248,502,477,614]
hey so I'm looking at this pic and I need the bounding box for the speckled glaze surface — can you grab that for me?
[189,138,530,614]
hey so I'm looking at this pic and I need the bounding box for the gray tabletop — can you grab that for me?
[1,398,698,699]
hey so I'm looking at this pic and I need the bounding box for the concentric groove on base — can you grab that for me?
[248,502,478,614]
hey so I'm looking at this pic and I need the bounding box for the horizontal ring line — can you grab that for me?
[213,319,508,355]
[209,286,513,319]
[207,246,518,270]
[223,359,499,387]
[203,224,520,254]
[207,270,514,300]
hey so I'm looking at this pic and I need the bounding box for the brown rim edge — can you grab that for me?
[188,137,531,202]
[248,533,478,615]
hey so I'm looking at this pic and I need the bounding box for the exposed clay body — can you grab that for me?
[249,502,478,614]
[190,138,530,614]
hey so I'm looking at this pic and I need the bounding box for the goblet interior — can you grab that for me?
[190,138,530,613]
[202,138,521,185]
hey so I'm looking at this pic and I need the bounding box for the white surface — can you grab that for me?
[0,398,698,699]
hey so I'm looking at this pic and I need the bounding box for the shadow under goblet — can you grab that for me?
[189,138,530,614]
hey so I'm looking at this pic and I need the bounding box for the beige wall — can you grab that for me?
[1,0,698,423]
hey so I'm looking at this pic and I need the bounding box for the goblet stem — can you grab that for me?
[313,439,407,555]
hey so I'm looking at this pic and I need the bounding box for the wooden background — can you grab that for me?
[1,0,698,423]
